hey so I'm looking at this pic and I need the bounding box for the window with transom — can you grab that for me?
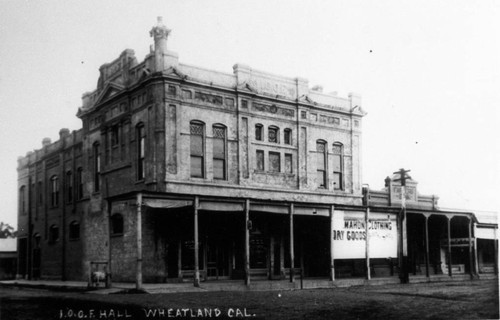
[190,121,205,178]
[316,141,327,188]
[213,125,226,180]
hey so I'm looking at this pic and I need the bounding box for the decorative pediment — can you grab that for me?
[351,105,367,116]
[298,95,314,104]
[94,82,125,106]
[163,67,187,80]
[236,82,258,93]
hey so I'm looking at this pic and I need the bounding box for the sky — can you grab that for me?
[0,0,498,228]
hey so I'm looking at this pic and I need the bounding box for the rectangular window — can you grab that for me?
[332,144,343,190]
[269,152,280,173]
[38,181,43,205]
[190,123,204,178]
[256,150,264,171]
[182,89,192,99]
[213,126,226,180]
[51,177,59,207]
[66,171,73,203]
[76,168,83,200]
[168,85,177,95]
[255,125,263,141]
[137,125,145,180]
[316,142,326,188]
[284,129,292,145]
[19,186,26,215]
[111,126,119,147]
[93,144,100,192]
[241,99,248,109]
[285,154,293,173]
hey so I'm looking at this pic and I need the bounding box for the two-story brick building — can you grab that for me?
[16,18,496,287]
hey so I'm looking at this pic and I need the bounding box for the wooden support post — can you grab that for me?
[177,240,182,279]
[330,205,335,281]
[136,193,143,290]
[244,199,250,286]
[280,237,285,278]
[269,236,275,279]
[447,216,452,277]
[473,223,479,276]
[289,203,295,283]
[365,207,371,280]
[425,215,430,278]
[468,217,474,278]
[194,196,200,287]
[494,227,498,275]
[107,199,112,288]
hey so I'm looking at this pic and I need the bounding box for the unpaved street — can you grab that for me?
[0,279,498,320]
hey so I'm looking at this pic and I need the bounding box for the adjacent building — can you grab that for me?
[16,18,497,286]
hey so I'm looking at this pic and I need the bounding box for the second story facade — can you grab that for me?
[74,18,366,206]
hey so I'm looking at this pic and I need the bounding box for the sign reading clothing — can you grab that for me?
[332,211,398,259]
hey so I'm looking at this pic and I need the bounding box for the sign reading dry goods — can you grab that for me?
[332,211,397,259]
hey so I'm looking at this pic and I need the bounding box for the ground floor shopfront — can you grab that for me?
[100,192,497,289]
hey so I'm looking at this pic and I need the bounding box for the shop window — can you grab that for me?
[69,221,80,240]
[255,124,263,141]
[50,176,59,207]
[316,141,327,188]
[269,152,280,173]
[111,214,124,236]
[136,124,145,180]
[332,143,344,190]
[190,121,205,178]
[268,126,279,143]
[212,125,226,180]
[49,225,59,244]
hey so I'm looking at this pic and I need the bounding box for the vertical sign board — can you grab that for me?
[332,211,397,259]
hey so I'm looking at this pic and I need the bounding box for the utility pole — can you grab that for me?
[394,168,411,283]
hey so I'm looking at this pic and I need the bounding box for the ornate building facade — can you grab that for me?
[16,18,496,287]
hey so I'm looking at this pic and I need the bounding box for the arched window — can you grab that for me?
[332,143,344,190]
[136,124,145,180]
[190,121,205,178]
[111,214,124,236]
[93,142,101,192]
[268,126,279,143]
[212,124,227,180]
[69,221,80,240]
[19,186,26,215]
[316,140,327,189]
[49,224,59,244]
[255,124,263,141]
[50,176,59,207]
[66,171,73,203]
[284,128,292,145]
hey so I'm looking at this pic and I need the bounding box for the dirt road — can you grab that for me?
[0,279,497,319]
